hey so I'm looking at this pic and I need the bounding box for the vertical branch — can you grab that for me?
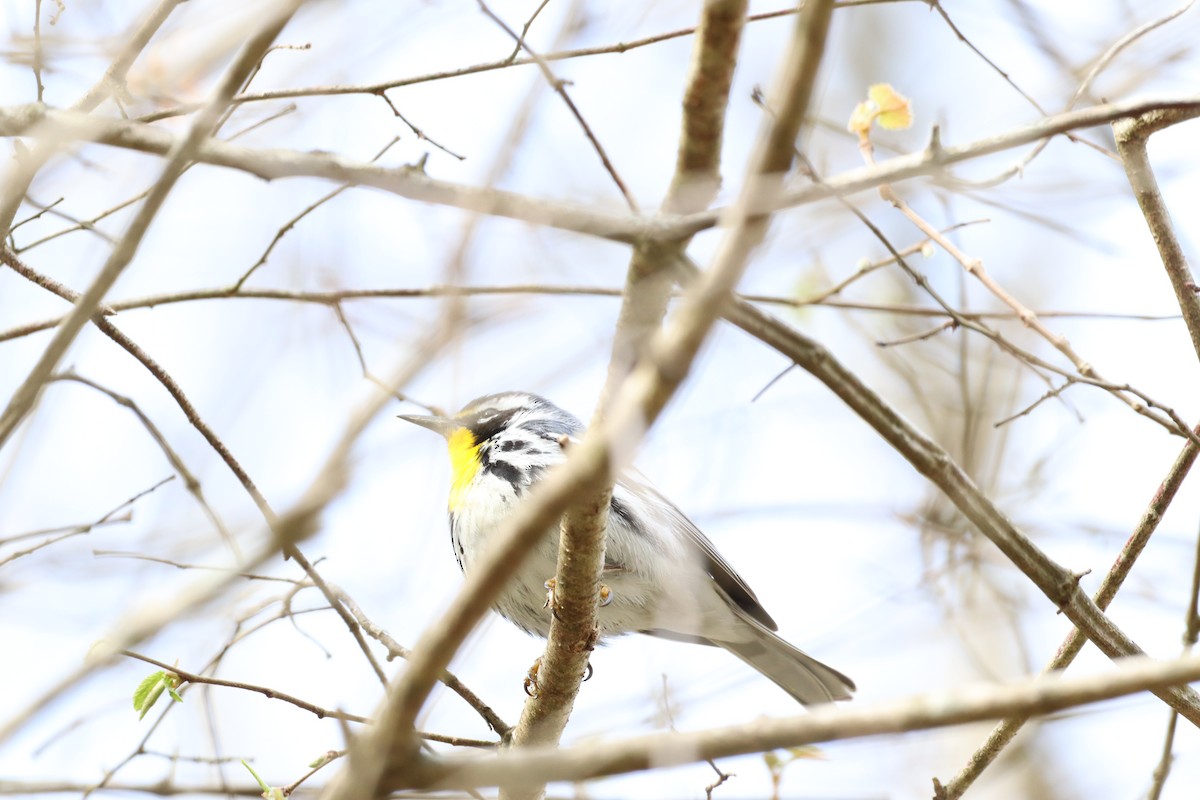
[1113,108,1200,365]
[506,0,750,771]
[323,4,838,800]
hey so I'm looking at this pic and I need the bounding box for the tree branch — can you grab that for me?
[505,0,751,780]
[415,651,1200,790]
[938,421,1200,796]
[0,1,304,451]
[319,5,839,799]
[1113,106,1200,365]
[4,97,1199,247]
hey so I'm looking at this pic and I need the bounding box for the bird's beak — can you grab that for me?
[398,413,458,438]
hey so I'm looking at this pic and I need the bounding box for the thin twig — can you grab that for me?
[0,479,168,569]
[476,0,638,210]
[121,651,372,724]
[0,281,1179,345]
[0,2,303,450]
[48,372,238,557]
[505,0,553,62]
[135,6,817,122]
[334,589,510,736]
[235,136,402,289]
[375,94,464,160]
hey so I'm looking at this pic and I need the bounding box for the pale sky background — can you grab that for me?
[2,1,1200,798]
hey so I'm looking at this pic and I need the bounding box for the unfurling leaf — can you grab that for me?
[848,83,913,138]
[869,83,913,130]
[242,759,286,800]
[132,669,182,720]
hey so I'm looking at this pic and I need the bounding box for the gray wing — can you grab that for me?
[614,471,779,632]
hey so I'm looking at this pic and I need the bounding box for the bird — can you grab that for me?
[399,391,854,705]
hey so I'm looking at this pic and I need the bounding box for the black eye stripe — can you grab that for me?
[463,408,520,443]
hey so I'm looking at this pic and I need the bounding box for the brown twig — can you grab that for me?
[504,0,553,62]
[48,372,238,557]
[235,136,403,289]
[476,0,638,211]
[0,479,167,568]
[0,280,1179,345]
[121,651,372,724]
[135,6,814,123]
[334,589,510,736]
[92,550,299,583]
[374,93,464,160]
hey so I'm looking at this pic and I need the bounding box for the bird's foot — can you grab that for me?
[523,656,595,697]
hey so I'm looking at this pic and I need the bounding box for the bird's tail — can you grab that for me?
[716,617,854,706]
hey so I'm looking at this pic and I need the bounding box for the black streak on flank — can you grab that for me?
[609,496,645,539]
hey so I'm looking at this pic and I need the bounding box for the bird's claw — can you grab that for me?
[524,657,541,698]
[545,578,613,622]
[543,577,564,621]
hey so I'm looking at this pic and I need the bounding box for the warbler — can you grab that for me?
[399,391,854,705]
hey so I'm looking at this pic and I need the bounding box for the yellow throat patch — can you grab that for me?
[446,427,481,511]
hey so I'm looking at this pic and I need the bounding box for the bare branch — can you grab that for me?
[4,97,1199,246]
[687,265,1200,723]
[0,478,167,568]
[477,0,638,210]
[507,0,752,770]
[1113,106,1200,365]
[121,650,372,725]
[417,652,1200,790]
[939,420,1200,796]
[0,1,305,451]
[320,5,840,799]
